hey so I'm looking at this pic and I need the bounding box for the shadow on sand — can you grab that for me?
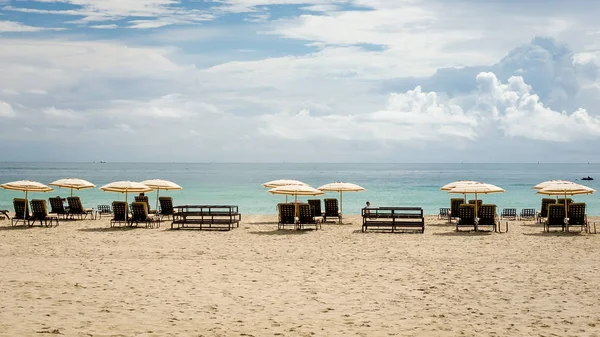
[78,226,139,232]
[433,230,494,236]
[249,229,312,235]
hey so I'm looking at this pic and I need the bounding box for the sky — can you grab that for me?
[1,0,600,163]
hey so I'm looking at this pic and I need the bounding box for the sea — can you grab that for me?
[1,162,599,215]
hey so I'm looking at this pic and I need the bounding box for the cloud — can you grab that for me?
[0,100,15,117]
[0,20,65,32]
[90,24,119,29]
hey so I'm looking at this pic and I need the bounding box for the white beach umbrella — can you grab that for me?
[49,178,95,197]
[141,179,183,211]
[440,180,482,191]
[1,180,54,208]
[99,181,152,203]
[263,179,308,202]
[532,180,574,190]
[269,185,323,216]
[317,182,365,223]
[447,183,505,217]
[536,182,595,217]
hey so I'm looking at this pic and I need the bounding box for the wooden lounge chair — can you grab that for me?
[448,198,465,223]
[438,207,450,220]
[130,202,160,228]
[12,198,30,226]
[135,195,157,214]
[67,196,93,219]
[568,203,587,232]
[478,204,497,232]
[500,208,517,220]
[468,199,482,214]
[456,204,476,231]
[537,198,555,223]
[96,205,112,219]
[520,208,536,221]
[323,198,341,223]
[158,197,174,220]
[277,203,295,230]
[307,199,323,218]
[110,201,130,227]
[297,204,321,230]
[48,197,68,219]
[30,199,58,227]
[545,204,565,232]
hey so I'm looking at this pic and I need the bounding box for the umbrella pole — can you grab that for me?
[156,189,160,213]
[339,190,343,224]
[70,188,73,197]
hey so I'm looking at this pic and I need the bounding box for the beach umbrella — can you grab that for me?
[536,182,595,217]
[141,179,183,211]
[99,181,152,204]
[268,185,323,217]
[49,178,95,197]
[447,183,505,218]
[532,180,574,190]
[317,182,365,223]
[1,180,54,207]
[440,180,481,191]
[263,179,308,202]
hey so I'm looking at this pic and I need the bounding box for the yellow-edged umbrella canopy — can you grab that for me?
[440,180,481,191]
[318,182,365,223]
[49,178,95,197]
[269,185,324,217]
[99,181,152,203]
[1,180,54,204]
[447,183,505,217]
[536,182,595,217]
[262,179,307,188]
[532,180,574,190]
[141,179,183,211]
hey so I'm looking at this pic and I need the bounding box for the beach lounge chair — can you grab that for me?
[537,198,555,223]
[520,208,536,221]
[158,197,174,220]
[438,207,450,220]
[297,204,321,230]
[468,199,482,214]
[110,201,130,227]
[456,204,476,231]
[130,202,160,228]
[307,199,323,218]
[12,198,30,226]
[323,198,341,222]
[545,204,565,232]
[67,196,93,219]
[448,198,465,223]
[277,203,295,230]
[96,205,112,219]
[568,203,587,232]
[500,208,517,220]
[478,204,498,232]
[48,197,68,219]
[30,199,58,227]
[135,195,157,214]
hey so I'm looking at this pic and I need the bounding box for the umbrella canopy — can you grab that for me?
[263,179,308,202]
[447,183,505,217]
[99,181,152,203]
[269,185,324,217]
[1,180,54,204]
[141,179,183,211]
[49,178,95,197]
[532,180,574,190]
[318,182,365,223]
[440,180,481,191]
[537,182,595,217]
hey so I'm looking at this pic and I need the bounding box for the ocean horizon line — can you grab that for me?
[0,161,597,165]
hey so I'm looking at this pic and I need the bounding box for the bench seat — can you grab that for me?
[362,207,424,233]
[172,205,241,230]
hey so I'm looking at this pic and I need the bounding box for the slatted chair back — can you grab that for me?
[568,203,586,225]
[67,196,85,213]
[520,208,536,220]
[131,202,149,222]
[501,208,517,219]
[438,207,450,219]
[324,198,339,217]
[112,201,128,222]
[478,204,497,228]
[97,205,112,214]
[458,204,475,226]
[30,199,48,219]
[159,197,174,216]
[539,198,555,218]
[13,198,29,220]
[546,204,565,229]
[450,198,465,218]
[298,204,314,224]
[135,195,152,212]
[49,197,67,215]
[307,199,322,217]
[278,203,295,225]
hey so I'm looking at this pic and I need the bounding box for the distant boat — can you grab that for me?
[581,176,593,181]
[99,161,106,164]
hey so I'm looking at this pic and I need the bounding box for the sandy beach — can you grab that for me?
[1,214,600,336]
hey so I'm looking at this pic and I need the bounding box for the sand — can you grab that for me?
[0,214,600,337]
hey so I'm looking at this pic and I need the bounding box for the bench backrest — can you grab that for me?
[362,207,423,217]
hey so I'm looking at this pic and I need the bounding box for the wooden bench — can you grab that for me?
[362,207,424,233]
[172,205,241,230]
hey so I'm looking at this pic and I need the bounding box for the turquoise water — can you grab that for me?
[0,162,599,215]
